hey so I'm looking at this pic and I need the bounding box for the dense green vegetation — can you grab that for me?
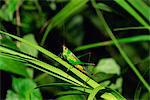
[0,0,149,100]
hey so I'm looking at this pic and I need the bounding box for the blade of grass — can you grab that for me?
[75,35,150,51]
[0,52,28,64]
[0,30,102,89]
[1,30,125,97]
[1,52,99,94]
[127,0,150,21]
[95,3,113,12]
[114,26,150,31]
[88,86,106,100]
[35,83,93,94]
[92,0,150,92]
[114,0,149,27]
[0,46,86,87]
[40,0,88,45]
[56,90,87,96]
[88,87,125,100]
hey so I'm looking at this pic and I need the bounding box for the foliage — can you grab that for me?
[6,77,42,100]
[19,34,38,57]
[0,0,149,100]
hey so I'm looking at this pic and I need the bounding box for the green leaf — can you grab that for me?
[92,0,150,92]
[0,36,18,50]
[56,90,85,97]
[94,72,114,82]
[21,11,46,33]
[0,45,88,88]
[87,85,125,100]
[141,92,150,100]
[26,68,34,79]
[98,78,123,94]
[6,77,42,100]
[127,0,150,21]
[0,31,125,98]
[57,95,84,100]
[137,56,150,73]
[115,0,149,27]
[0,36,32,77]
[122,45,140,64]
[6,90,19,100]
[62,15,84,46]
[19,34,38,57]
[75,35,150,51]
[41,0,88,45]
[0,52,30,77]
[0,30,101,89]
[99,78,123,93]
[100,80,111,87]
[94,58,121,75]
[95,3,113,12]
[109,78,123,93]
[49,2,57,10]
[0,0,22,21]
[101,92,117,100]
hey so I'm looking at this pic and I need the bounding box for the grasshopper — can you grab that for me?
[62,45,94,76]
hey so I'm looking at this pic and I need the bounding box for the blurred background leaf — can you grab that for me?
[0,36,32,77]
[0,55,31,77]
[95,3,113,12]
[62,15,84,46]
[6,77,42,100]
[115,0,149,26]
[94,58,120,75]
[127,0,150,21]
[19,34,38,57]
[0,0,23,21]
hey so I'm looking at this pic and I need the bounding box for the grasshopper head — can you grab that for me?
[62,45,68,51]
[62,45,68,59]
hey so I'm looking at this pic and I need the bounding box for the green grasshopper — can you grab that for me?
[62,45,95,77]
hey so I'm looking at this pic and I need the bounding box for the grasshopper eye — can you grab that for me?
[64,47,67,50]
[63,45,67,50]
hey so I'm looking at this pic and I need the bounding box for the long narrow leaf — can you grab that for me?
[75,35,150,51]
[41,0,88,45]
[92,0,150,92]
[0,46,86,87]
[127,0,150,21]
[115,0,149,27]
[0,30,101,89]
